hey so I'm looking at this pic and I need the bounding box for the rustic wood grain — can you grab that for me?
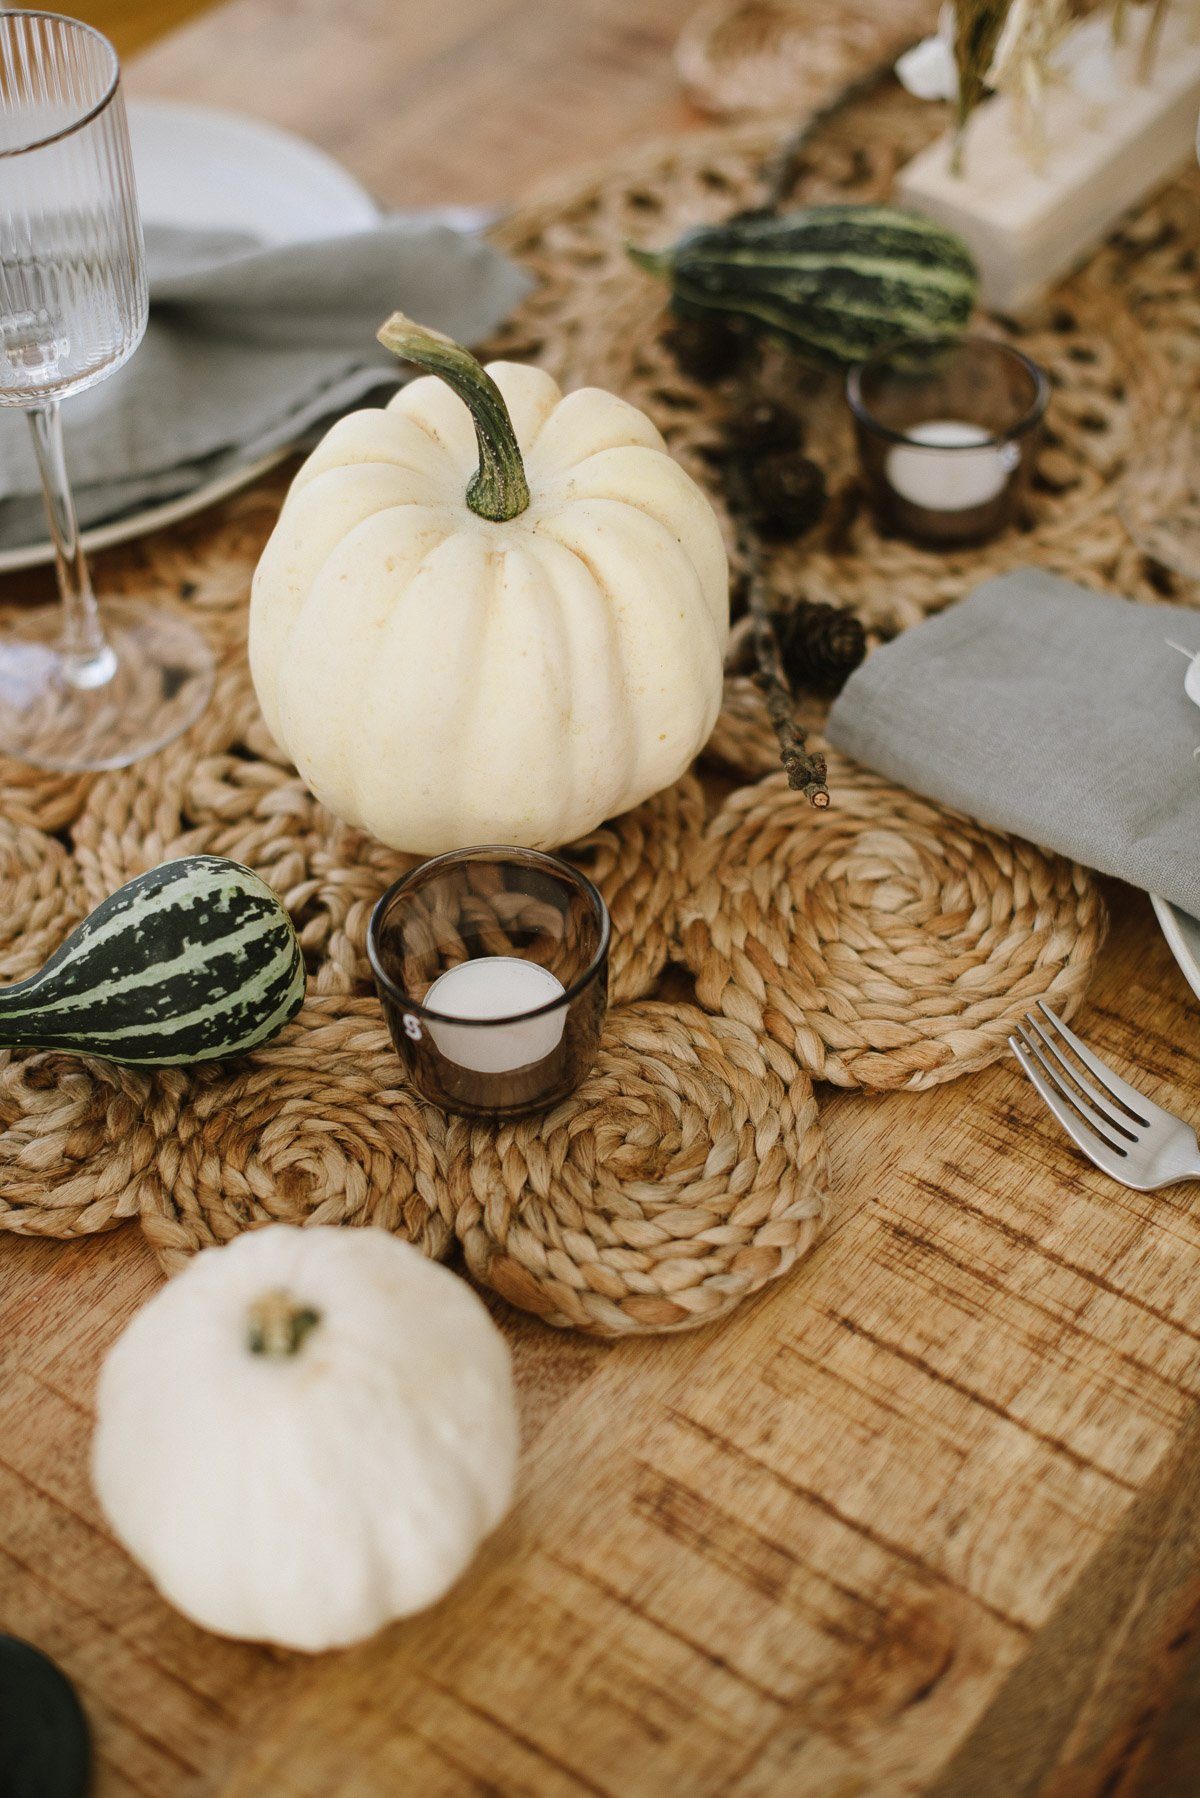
[74,0,217,59]
[7,887,1200,1795]
[125,0,705,211]
[2,1,1198,1793]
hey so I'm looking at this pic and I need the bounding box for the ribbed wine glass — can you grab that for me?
[0,11,212,770]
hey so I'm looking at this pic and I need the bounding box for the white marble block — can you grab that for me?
[896,7,1200,314]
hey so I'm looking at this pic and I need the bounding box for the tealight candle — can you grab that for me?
[885,419,1015,511]
[847,336,1048,547]
[368,846,609,1120]
[423,956,567,1074]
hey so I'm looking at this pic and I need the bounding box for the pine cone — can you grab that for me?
[662,314,747,383]
[738,452,826,543]
[722,398,803,460]
[776,599,866,697]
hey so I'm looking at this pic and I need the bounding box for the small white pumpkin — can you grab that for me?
[92,1225,519,1652]
[249,314,729,854]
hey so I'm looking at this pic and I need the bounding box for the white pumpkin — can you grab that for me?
[249,314,729,854]
[92,1226,519,1652]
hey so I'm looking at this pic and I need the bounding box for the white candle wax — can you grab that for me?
[423,956,567,1075]
[886,419,1015,512]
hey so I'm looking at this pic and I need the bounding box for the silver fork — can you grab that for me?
[1008,1002,1200,1191]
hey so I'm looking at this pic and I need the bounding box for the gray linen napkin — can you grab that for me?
[0,216,533,547]
[827,568,1200,917]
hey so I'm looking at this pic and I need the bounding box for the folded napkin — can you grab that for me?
[0,216,532,548]
[827,568,1200,918]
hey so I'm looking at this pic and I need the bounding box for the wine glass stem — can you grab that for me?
[26,401,116,690]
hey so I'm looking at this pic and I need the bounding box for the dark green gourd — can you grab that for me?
[629,205,979,370]
[0,856,305,1066]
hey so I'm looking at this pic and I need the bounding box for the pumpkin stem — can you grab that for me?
[626,244,672,281]
[376,312,531,523]
[247,1290,322,1358]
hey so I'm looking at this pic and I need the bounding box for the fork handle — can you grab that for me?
[1162,1147,1200,1186]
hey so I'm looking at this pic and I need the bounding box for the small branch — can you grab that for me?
[761,47,911,209]
[746,550,829,807]
[951,0,1014,180]
[712,54,907,808]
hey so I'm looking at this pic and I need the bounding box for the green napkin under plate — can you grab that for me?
[827,568,1200,919]
[0,216,532,549]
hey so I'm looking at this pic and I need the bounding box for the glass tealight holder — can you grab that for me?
[847,335,1049,547]
[368,847,610,1120]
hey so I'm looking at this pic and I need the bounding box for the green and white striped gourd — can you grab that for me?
[629,204,979,369]
[0,856,305,1067]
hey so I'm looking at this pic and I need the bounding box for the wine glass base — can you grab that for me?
[0,597,215,771]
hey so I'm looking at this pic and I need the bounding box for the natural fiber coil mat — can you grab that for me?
[451,1000,829,1336]
[0,764,93,835]
[678,754,1107,1091]
[0,822,86,985]
[703,673,825,784]
[565,771,705,1004]
[138,1001,453,1276]
[0,1054,177,1241]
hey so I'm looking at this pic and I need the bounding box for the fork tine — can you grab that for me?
[1014,1024,1134,1152]
[1009,1032,1131,1176]
[1021,1012,1139,1141]
[1034,1003,1151,1125]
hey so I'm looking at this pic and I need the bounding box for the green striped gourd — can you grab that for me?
[628,205,979,370]
[0,856,305,1067]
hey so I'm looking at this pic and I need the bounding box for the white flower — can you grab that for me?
[897,3,1132,112]
[896,5,958,102]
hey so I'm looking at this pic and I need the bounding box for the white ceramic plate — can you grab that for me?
[0,100,382,575]
[127,99,382,246]
[1151,893,1200,1005]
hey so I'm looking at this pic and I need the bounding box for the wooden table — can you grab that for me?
[5,3,1200,1793]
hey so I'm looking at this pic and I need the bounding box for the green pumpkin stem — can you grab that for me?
[247,1290,322,1358]
[626,244,673,282]
[377,312,530,523]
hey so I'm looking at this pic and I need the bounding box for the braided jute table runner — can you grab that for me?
[451,1002,828,1336]
[681,750,1105,1092]
[7,14,1185,1330]
[138,999,455,1275]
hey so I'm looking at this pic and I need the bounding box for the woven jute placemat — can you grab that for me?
[0,1052,177,1241]
[138,999,456,1275]
[2,17,1170,1330]
[679,752,1106,1092]
[451,1001,828,1335]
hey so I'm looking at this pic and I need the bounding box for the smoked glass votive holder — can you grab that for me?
[847,335,1049,547]
[368,847,610,1120]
